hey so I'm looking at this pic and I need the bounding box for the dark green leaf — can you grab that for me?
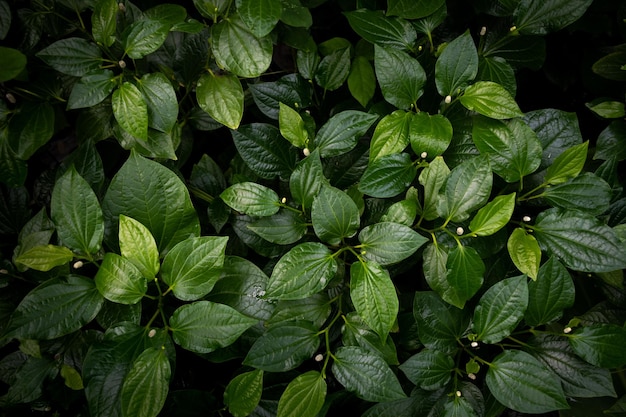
[224,369,264,417]
[595,120,626,162]
[144,4,187,24]
[289,149,326,210]
[460,81,523,119]
[0,130,27,186]
[348,56,376,107]
[115,125,177,160]
[525,258,575,326]
[92,0,117,47]
[369,110,411,162]
[112,82,148,140]
[0,357,57,406]
[413,291,470,353]
[249,75,312,120]
[399,349,454,390]
[123,19,170,59]
[342,312,399,365]
[469,193,515,237]
[268,293,331,329]
[95,253,147,304]
[67,70,116,110]
[311,185,360,245]
[121,347,171,417]
[359,222,427,265]
[507,227,541,280]
[380,197,418,226]
[477,56,517,96]
[8,102,55,160]
[36,37,101,76]
[387,0,445,19]
[221,182,280,217]
[344,9,417,50]
[445,245,485,309]
[277,371,326,417]
[409,113,453,160]
[197,72,244,130]
[248,209,307,245]
[435,30,478,97]
[238,0,282,37]
[359,152,417,198]
[569,324,626,368]
[0,47,26,82]
[375,45,425,109]
[314,47,351,91]
[0,1,11,40]
[137,72,178,133]
[514,0,594,35]
[544,172,612,215]
[119,214,159,279]
[524,109,583,169]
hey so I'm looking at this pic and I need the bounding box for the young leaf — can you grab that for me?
[279,102,308,148]
[486,350,569,414]
[543,172,612,215]
[14,244,74,272]
[196,72,244,130]
[313,110,378,158]
[419,156,450,220]
[244,321,320,372]
[92,0,117,47]
[289,149,326,210]
[277,371,326,417]
[224,369,264,417]
[514,0,594,35]
[469,193,515,237]
[544,141,588,185]
[112,82,149,140]
[332,346,407,402]
[35,38,102,77]
[568,324,626,368]
[344,9,417,50]
[137,72,178,133]
[409,113,453,160]
[160,236,228,301]
[238,0,282,37]
[0,47,26,82]
[507,227,541,280]
[473,276,528,344]
[119,215,159,279]
[435,30,478,97]
[121,347,171,417]
[220,182,280,217]
[369,110,412,161]
[170,301,257,353]
[266,242,337,300]
[348,55,376,107]
[525,258,575,326]
[311,185,360,245]
[358,222,428,265]
[95,253,147,305]
[67,70,116,110]
[445,245,485,308]
[460,81,524,119]
[350,260,399,341]
[399,349,454,390]
[123,19,170,59]
[375,45,426,109]
[380,197,418,226]
[359,152,417,199]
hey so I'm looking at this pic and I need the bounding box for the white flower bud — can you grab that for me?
[510,25,517,32]
[456,390,462,397]
[303,148,310,157]
[480,26,487,36]
[73,260,84,269]
[0,269,7,274]
[314,353,324,362]
[281,197,287,204]
[564,327,572,334]
[470,341,479,348]
[456,226,464,236]
[118,2,126,12]
[5,93,16,104]
[118,60,126,68]
[444,95,452,104]
[420,151,428,159]
[148,329,157,338]
[468,373,477,380]
[522,215,531,222]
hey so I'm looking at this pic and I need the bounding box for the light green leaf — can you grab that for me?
[419,156,450,220]
[311,185,360,245]
[170,301,257,353]
[61,364,84,390]
[14,244,74,272]
[380,198,418,226]
[119,215,159,279]
[375,45,426,109]
[123,19,170,59]
[238,0,282,37]
[221,182,280,217]
[0,47,26,82]
[544,172,611,215]
[469,193,515,236]
[544,141,588,185]
[387,0,445,19]
[95,253,147,304]
[67,70,116,110]
[332,346,407,402]
[36,38,101,77]
[359,222,427,265]
[460,81,524,119]
[569,324,626,368]
[279,102,308,148]
[399,349,454,390]
[92,0,117,47]
[445,245,485,308]
[350,260,399,341]
[369,110,411,162]
[224,369,264,417]
[314,47,351,91]
[525,258,575,326]
[507,227,541,280]
[161,236,228,301]
[435,30,478,97]
[514,0,594,35]
[348,56,376,107]
[196,71,243,130]
[289,149,326,210]
[112,82,148,140]
[121,347,171,417]
[586,100,625,119]
[277,371,326,417]
[137,72,178,133]
[344,9,416,50]
[409,113,453,160]
[486,350,569,414]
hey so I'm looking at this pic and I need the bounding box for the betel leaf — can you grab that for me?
[244,321,320,372]
[532,208,626,273]
[220,182,280,217]
[358,222,427,265]
[0,1,8,40]
[8,101,55,160]
[0,356,58,406]
[211,15,272,78]
[0,131,27,187]
[348,55,376,108]
[248,209,307,245]
[3,275,103,341]
[469,193,515,237]
[387,0,445,19]
[137,72,178,133]
[277,371,326,417]
[91,0,117,47]
[409,113,453,160]
[311,185,360,245]
[95,253,147,305]
[36,37,101,77]
[170,301,257,353]
[375,45,426,109]
[196,71,244,130]
[444,245,485,309]
[524,108,583,169]
[477,56,517,96]
[112,82,148,140]
[0,47,25,82]
[507,227,541,280]
[119,215,159,279]
[315,47,351,91]
[121,347,171,417]
[145,3,186,24]
[224,369,263,417]
[268,293,331,329]
[313,110,378,158]
[369,110,411,162]
[486,350,569,414]
[437,154,492,223]
[435,30,478,97]
[280,1,312,27]
[266,242,337,300]
[380,197,418,227]
[238,0,282,37]
[289,149,326,210]
[332,346,407,402]
[568,324,626,368]
[544,141,588,185]
[543,172,612,216]
[102,151,200,256]
[13,244,73,272]
[525,258,575,326]
[344,9,416,51]
[422,243,450,302]
[67,70,116,110]
[595,121,626,161]
[513,0,594,35]
[51,166,104,255]
[279,102,308,148]
[350,260,399,341]
[459,81,524,119]
[359,152,417,199]
[472,117,542,182]
[413,291,470,353]
[399,349,454,390]
[248,74,312,120]
[419,156,450,220]
[160,236,228,301]
[342,312,399,365]
[123,19,170,59]
[473,276,528,344]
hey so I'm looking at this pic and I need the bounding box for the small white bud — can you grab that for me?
[456,226,464,236]
[470,341,479,348]
[418,45,423,52]
[468,373,477,380]
[480,26,487,36]
[360,250,367,255]
[118,2,126,12]
[303,148,310,157]
[281,197,287,204]
[563,327,572,334]
[456,390,462,397]
[420,151,428,159]
[5,93,16,104]
[510,25,517,32]
[148,329,157,338]
[73,260,84,269]
[444,95,452,104]
[118,60,126,68]
[522,215,531,222]
[0,269,8,274]
[314,353,324,362]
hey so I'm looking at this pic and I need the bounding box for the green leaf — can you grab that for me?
[543,172,612,215]
[95,253,147,304]
[587,100,626,119]
[266,242,337,300]
[268,293,331,330]
[311,185,360,245]
[248,209,307,245]
[121,347,171,417]
[102,151,200,256]
[8,102,55,160]
[344,9,416,50]
[238,0,282,37]
[0,130,27,186]
[112,82,148,140]
[413,291,470,353]
[342,312,399,365]
[144,4,187,24]
[359,152,417,199]
[314,47,351,91]
[92,0,117,47]
[170,301,257,353]
[224,369,264,417]
[469,193,515,237]
[137,72,178,133]
[544,141,588,185]
[115,125,177,160]
[400,349,454,390]
[419,156,450,220]
[3,275,103,340]
[14,244,74,272]
[375,45,426,109]
[486,350,569,413]
[595,120,626,162]
[435,30,478,97]
[369,110,411,162]
[211,15,272,78]
[220,182,280,217]
[314,110,378,158]
[248,74,312,120]
[332,346,407,402]
[161,236,228,301]
[387,0,445,19]
[513,0,594,35]
[472,117,542,182]
[460,81,524,119]
[61,363,84,390]
[280,1,312,27]
[507,227,541,280]
[437,155,492,223]
[445,245,485,308]
[0,356,58,406]
[279,102,308,148]
[119,214,159,279]
[569,324,626,368]
[0,47,26,82]
[348,56,376,107]
[277,371,326,417]
[477,56,517,96]
[193,0,230,18]
[350,260,399,341]
[533,208,626,273]
[244,321,320,372]
[36,37,101,77]
[123,19,170,59]
[67,70,116,110]
[380,197,418,227]
[197,72,244,130]
[409,113,453,160]
[289,149,326,210]
[359,222,428,265]
[525,258,575,326]
[0,1,11,40]
[524,109,583,169]
[473,276,528,344]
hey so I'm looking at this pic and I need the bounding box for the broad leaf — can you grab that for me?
[248,209,307,245]
[220,182,280,217]
[568,324,626,368]
[514,0,594,35]
[0,356,58,406]
[197,72,244,130]
[289,149,326,210]
[170,301,257,353]
[279,102,308,148]
[277,371,326,417]
[238,0,282,37]
[507,227,541,280]
[0,47,25,82]
[543,172,612,215]
[375,45,426,109]
[544,141,588,185]
[91,0,117,47]
[359,152,417,199]
[444,245,485,308]
[95,253,147,304]
[123,19,170,59]
[224,369,263,417]
[419,156,450,220]
[460,81,524,119]
[469,193,515,236]
[369,110,411,162]
[342,312,399,365]
[595,120,626,161]
[8,101,55,160]
[478,56,517,96]
[387,0,445,19]
[525,258,575,326]
[13,244,73,272]
[119,215,159,279]
[409,113,453,160]
[137,72,178,133]
[413,291,470,353]
[315,47,351,91]
[36,37,101,77]
[399,349,454,390]
[524,109,583,170]
[67,70,116,110]
[311,185,360,245]
[112,82,148,140]
[248,74,312,120]
[435,30,478,97]
[313,110,378,158]
[121,347,171,417]
[358,222,427,265]
[344,9,417,50]
[348,55,376,107]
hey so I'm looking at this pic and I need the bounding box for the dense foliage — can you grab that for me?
[1,0,626,416]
